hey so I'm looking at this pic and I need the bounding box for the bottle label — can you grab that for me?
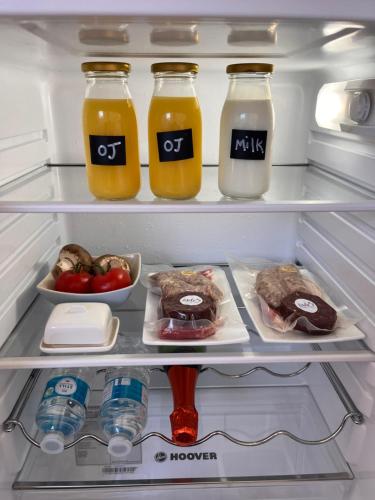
[230,129,267,160]
[89,135,126,166]
[157,129,194,162]
[102,377,148,407]
[41,376,90,407]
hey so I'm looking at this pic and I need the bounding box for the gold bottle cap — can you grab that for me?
[81,61,131,73]
[151,62,199,74]
[226,63,273,74]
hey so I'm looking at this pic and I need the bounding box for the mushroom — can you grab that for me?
[93,254,131,275]
[52,244,93,279]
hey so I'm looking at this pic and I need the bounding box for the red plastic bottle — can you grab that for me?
[166,365,200,445]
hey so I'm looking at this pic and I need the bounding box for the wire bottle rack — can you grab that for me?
[3,356,364,451]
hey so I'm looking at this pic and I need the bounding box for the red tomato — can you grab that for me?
[55,270,92,293]
[91,268,132,293]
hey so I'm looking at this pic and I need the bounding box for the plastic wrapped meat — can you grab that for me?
[255,264,309,309]
[159,323,216,340]
[150,270,223,302]
[161,292,216,322]
[149,269,223,340]
[254,264,337,335]
[279,291,337,333]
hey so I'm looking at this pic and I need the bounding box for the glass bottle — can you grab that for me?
[218,63,274,199]
[159,345,204,444]
[148,62,202,200]
[81,61,141,200]
[166,365,200,444]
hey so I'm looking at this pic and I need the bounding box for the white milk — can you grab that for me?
[218,71,274,199]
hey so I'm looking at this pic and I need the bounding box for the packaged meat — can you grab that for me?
[152,268,222,340]
[279,292,337,334]
[142,265,249,343]
[161,292,217,322]
[251,262,339,334]
[159,291,217,340]
[230,258,358,337]
[159,321,217,340]
[150,270,223,302]
[255,264,310,309]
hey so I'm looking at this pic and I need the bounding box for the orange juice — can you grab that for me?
[148,96,202,199]
[82,98,140,199]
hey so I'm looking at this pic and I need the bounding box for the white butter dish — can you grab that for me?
[43,302,115,346]
[40,317,120,353]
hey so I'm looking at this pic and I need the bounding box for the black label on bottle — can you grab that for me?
[230,130,267,160]
[157,129,194,162]
[89,135,126,166]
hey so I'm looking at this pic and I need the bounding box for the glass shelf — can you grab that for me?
[0,165,374,214]
[0,16,371,73]
[13,379,353,489]
[0,288,373,370]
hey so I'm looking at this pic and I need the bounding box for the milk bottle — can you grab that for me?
[218,63,274,199]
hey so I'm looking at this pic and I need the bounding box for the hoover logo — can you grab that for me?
[154,452,167,463]
[154,451,217,463]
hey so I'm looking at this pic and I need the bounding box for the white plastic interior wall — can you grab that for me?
[0,10,374,500]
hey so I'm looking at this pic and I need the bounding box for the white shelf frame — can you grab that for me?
[0,349,374,370]
[0,294,373,369]
[1,201,374,214]
[0,164,374,214]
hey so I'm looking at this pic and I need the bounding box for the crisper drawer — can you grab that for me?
[13,383,352,490]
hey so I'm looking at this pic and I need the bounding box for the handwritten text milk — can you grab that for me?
[218,63,274,199]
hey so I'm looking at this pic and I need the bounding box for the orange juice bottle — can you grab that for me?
[148,62,202,199]
[81,62,140,200]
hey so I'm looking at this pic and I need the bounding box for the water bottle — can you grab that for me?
[100,337,150,458]
[36,367,91,454]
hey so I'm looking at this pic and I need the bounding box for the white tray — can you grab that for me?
[40,317,120,353]
[142,267,249,346]
[230,262,365,344]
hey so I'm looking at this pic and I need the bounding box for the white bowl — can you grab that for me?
[37,253,141,308]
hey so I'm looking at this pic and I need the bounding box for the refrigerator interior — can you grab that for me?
[0,12,374,500]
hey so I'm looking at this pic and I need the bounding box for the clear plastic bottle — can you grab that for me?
[36,367,92,454]
[100,337,150,457]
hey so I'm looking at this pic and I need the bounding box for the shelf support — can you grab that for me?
[312,345,364,424]
[3,369,41,433]
[3,360,364,451]
[200,362,311,379]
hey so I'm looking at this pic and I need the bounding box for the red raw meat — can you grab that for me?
[159,324,216,340]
